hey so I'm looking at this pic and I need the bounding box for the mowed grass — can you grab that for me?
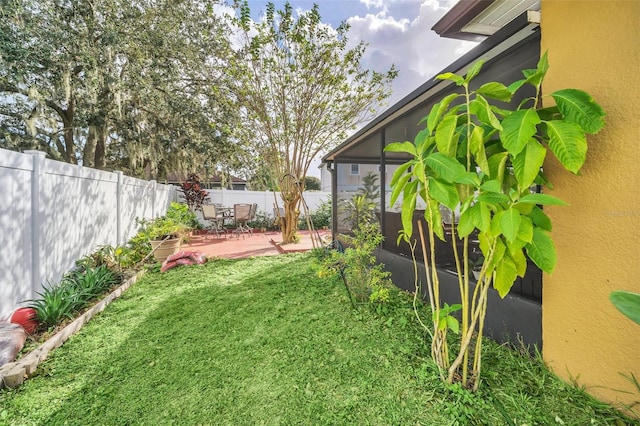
[0,254,636,425]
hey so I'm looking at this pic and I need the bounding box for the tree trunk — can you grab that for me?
[94,125,107,169]
[281,195,301,244]
[83,126,97,168]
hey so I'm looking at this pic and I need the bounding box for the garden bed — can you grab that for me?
[0,270,145,389]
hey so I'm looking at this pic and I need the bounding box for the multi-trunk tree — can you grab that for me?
[228,1,396,243]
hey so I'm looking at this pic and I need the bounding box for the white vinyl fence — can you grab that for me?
[0,149,176,319]
[184,189,331,225]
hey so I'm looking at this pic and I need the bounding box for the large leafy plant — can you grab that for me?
[385,52,605,390]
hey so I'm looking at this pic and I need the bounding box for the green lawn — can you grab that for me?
[0,254,636,425]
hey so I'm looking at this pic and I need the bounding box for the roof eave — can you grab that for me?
[431,0,496,40]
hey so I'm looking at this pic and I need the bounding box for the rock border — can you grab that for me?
[0,270,145,389]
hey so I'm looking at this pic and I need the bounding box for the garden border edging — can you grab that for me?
[0,269,146,389]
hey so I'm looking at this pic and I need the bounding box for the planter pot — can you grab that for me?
[150,238,181,263]
[10,307,39,334]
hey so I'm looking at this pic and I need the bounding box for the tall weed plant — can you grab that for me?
[386,52,605,390]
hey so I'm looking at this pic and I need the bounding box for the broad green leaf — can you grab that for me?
[508,78,527,95]
[389,171,412,207]
[518,193,568,206]
[389,161,413,188]
[413,161,425,182]
[544,120,587,174]
[490,104,511,119]
[513,202,533,215]
[414,128,433,152]
[609,290,640,325]
[427,93,460,134]
[435,114,459,157]
[469,126,490,175]
[525,228,557,273]
[459,202,489,236]
[455,172,481,187]
[522,51,548,87]
[500,109,541,156]
[446,315,460,334]
[438,317,447,331]
[465,59,485,82]
[512,139,547,191]
[500,207,522,243]
[507,245,528,277]
[488,237,507,271]
[384,141,416,155]
[491,210,506,238]
[477,192,510,205]
[480,179,502,193]
[428,178,459,210]
[426,199,445,241]
[436,72,464,86]
[516,215,534,245]
[537,106,560,121]
[470,95,503,130]
[472,202,492,233]
[478,232,490,256]
[425,152,466,183]
[551,89,605,134]
[457,207,475,238]
[528,206,552,231]
[488,152,508,182]
[537,51,550,76]
[476,82,512,102]
[418,136,436,155]
[494,257,518,298]
[401,181,418,238]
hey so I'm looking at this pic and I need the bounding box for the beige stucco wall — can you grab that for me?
[540,0,640,412]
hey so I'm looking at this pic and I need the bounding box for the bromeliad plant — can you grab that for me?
[385,53,605,390]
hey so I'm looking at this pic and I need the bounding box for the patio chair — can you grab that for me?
[233,203,256,237]
[201,204,227,238]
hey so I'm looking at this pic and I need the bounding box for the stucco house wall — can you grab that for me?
[541,0,640,411]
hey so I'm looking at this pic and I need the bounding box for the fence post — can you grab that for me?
[151,180,157,219]
[24,150,46,297]
[115,171,123,246]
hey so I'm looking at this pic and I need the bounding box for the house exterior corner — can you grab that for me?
[541,0,640,412]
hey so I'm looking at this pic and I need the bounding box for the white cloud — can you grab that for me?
[347,0,476,105]
[359,0,388,12]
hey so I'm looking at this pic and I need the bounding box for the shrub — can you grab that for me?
[27,283,78,329]
[178,174,210,211]
[299,198,331,230]
[166,202,201,230]
[27,266,120,330]
[313,222,391,307]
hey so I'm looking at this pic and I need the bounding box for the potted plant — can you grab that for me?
[143,217,189,263]
[165,201,202,239]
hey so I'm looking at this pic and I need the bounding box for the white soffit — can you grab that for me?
[462,0,541,36]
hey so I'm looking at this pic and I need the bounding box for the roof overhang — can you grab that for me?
[432,0,540,41]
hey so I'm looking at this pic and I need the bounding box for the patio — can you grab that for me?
[183,229,332,259]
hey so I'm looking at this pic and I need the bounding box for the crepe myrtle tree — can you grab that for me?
[229,1,396,243]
